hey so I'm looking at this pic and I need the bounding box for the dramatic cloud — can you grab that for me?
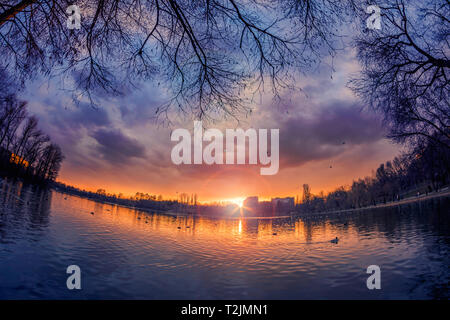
[277,100,385,168]
[91,128,146,165]
[19,43,400,201]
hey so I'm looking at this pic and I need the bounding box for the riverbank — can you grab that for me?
[293,187,450,218]
[52,183,450,221]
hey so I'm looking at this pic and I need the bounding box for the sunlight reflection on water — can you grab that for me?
[0,179,448,299]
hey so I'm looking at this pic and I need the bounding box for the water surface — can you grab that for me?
[0,180,448,299]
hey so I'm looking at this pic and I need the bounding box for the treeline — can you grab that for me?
[53,182,183,212]
[53,182,246,217]
[53,182,241,217]
[298,135,450,214]
[0,94,64,183]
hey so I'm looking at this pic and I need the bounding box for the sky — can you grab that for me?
[21,43,401,203]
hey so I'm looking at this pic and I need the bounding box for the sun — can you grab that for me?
[229,197,245,208]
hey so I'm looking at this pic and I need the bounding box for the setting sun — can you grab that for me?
[229,197,245,208]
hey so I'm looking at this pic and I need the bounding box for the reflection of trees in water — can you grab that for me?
[93,201,104,214]
[424,233,450,299]
[143,212,295,238]
[301,220,326,243]
[316,197,450,244]
[166,213,328,241]
[408,226,450,299]
[292,198,450,247]
[117,198,449,249]
[293,216,330,243]
[322,198,449,299]
[0,178,52,234]
[416,198,450,299]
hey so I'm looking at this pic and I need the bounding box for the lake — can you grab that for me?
[0,179,448,299]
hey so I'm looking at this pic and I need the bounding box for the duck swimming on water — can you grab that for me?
[330,237,339,244]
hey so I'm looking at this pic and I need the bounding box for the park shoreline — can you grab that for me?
[51,185,450,221]
[292,188,450,218]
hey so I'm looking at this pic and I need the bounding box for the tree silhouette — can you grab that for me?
[0,0,356,118]
[36,143,64,180]
[0,96,27,150]
[0,93,64,181]
[350,0,449,148]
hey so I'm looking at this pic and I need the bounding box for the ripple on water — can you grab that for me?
[0,187,449,299]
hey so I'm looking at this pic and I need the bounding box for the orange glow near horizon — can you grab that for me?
[55,138,401,204]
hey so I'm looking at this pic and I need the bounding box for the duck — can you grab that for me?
[330,237,339,244]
